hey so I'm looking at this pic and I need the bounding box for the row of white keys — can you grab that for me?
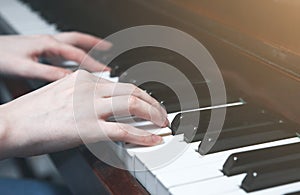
[228,181,300,195]
[124,101,245,193]
[171,174,300,195]
[133,137,300,194]
[0,0,58,35]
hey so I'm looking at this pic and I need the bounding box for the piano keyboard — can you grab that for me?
[0,0,58,35]
[0,0,299,194]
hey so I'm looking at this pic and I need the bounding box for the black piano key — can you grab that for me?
[285,191,300,195]
[109,47,179,78]
[116,47,206,83]
[222,142,300,176]
[138,80,237,113]
[110,60,133,78]
[138,81,213,113]
[139,82,181,113]
[241,158,300,192]
[21,0,112,35]
[198,127,296,155]
[172,104,284,139]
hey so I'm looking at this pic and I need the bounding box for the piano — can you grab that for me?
[0,0,300,194]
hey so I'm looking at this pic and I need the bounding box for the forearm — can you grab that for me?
[0,101,42,160]
[0,98,78,160]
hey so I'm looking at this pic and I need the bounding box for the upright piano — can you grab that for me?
[0,0,299,194]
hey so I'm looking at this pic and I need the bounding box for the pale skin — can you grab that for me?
[0,32,168,160]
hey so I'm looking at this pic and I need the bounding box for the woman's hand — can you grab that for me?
[0,32,111,81]
[0,70,168,159]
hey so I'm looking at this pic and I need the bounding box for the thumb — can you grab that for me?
[104,123,163,146]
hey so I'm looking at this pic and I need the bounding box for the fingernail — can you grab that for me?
[105,66,111,71]
[163,118,170,127]
[152,135,163,145]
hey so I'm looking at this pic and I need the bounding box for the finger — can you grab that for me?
[54,32,112,51]
[95,82,167,115]
[96,95,168,127]
[23,61,71,81]
[53,43,110,72]
[104,122,163,146]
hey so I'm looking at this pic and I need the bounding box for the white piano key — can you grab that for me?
[155,162,223,190]
[248,181,300,195]
[156,179,169,195]
[170,171,300,195]
[134,155,147,186]
[170,174,246,195]
[21,26,58,35]
[93,71,118,82]
[224,181,300,195]
[161,136,299,169]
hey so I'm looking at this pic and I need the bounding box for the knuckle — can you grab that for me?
[75,69,86,74]
[68,47,85,58]
[40,35,58,48]
[71,70,80,77]
[67,31,80,37]
[132,85,141,95]
[76,49,86,56]
[117,127,129,140]
[73,69,87,77]
[139,135,149,144]
[128,96,138,111]
[73,70,96,83]
[41,35,56,43]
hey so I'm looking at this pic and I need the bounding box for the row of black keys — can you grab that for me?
[101,48,299,155]
[171,104,298,153]
[105,47,239,113]
[170,104,300,192]
[223,141,300,192]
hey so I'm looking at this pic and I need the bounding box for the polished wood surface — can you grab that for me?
[132,0,300,76]
[51,147,148,195]
[171,0,300,56]
[129,0,300,125]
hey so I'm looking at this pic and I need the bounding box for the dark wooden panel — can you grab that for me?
[50,148,148,195]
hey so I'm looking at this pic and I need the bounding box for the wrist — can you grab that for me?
[0,104,11,159]
[0,104,8,139]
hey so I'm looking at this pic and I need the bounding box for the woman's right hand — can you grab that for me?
[0,70,168,159]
